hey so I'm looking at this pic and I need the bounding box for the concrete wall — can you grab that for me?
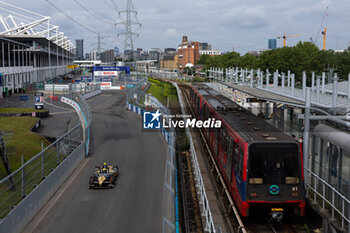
[0,142,85,233]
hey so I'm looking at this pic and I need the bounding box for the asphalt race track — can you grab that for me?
[25,91,167,233]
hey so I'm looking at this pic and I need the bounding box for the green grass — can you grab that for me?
[147,78,178,106]
[0,117,51,178]
[0,117,72,218]
[0,108,47,113]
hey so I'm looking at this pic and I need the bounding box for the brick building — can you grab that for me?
[160,53,178,71]
[177,36,199,71]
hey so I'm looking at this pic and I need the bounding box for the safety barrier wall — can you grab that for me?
[83,90,102,100]
[0,124,82,219]
[0,142,85,233]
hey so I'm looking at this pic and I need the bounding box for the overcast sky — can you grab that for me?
[0,0,349,55]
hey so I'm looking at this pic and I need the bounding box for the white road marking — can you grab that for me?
[50,111,75,115]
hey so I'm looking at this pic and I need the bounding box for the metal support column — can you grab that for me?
[332,74,338,114]
[316,76,321,103]
[303,87,311,186]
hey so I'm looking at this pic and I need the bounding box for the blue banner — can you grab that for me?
[81,76,93,82]
[95,77,113,82]
[92,66,130,75]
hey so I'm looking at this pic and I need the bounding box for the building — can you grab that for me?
[247,49,267,57]
[90,50,98,61]
[0,3,75,96]
[114,46,120,56]
[0,35,74,95]
[85,53,90,60]
[177,36,200,71]
[164,48,176,54]
[199,42,211,51]
[148,49,161,61]
[199,49,221,57]
[160,53,178,71]
[75,39,84,60]
[135,60,157,73]
[268,38,277,50]
[100,49,115,63]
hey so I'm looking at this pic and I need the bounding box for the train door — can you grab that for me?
[215,128,220,158]
[226,139,234,184]
[234,144,245,199]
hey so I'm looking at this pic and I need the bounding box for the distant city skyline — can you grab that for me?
[1,0,348,55]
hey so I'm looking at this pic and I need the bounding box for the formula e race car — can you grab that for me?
[89,164,119,189]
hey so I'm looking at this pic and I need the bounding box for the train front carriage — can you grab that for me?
[247,142,305,219]
[187,83,305,220]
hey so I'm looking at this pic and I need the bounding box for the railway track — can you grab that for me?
[178,83,324,233]
[179,84,247,233]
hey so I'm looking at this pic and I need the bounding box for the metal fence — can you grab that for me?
[306,168,350,233]
[0,123,82,218]
[0,81,96,219]
[44,82,101,96]
[125,78,149,108]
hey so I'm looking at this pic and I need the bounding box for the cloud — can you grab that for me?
[0,0,349,54]
[164,29,178,38]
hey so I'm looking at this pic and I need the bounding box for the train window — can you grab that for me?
[221,130,227,154]
[248,143,300,185]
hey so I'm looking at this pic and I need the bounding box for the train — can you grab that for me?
[186,83,305,219]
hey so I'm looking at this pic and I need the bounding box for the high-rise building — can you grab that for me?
[90,50,98,60]
[199,42,212,50]
[177,36,200,70]
[75,39,84,60]
[268,38,277,49]
[85,53,90,60]
[101,49,115,63]
[114,46,120,56]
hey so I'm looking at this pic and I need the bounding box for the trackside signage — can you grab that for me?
[143,110,221,130]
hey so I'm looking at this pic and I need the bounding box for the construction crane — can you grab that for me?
[277,33,301,47]
[312,6,329,45]
[322,27,327,51]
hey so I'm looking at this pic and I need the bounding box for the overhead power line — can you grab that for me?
[45,0,116,38]
[72,0,115,25]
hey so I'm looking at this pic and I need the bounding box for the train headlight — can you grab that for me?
[292,186,299,191]
[291,192,299,197]
[250,192,258,198]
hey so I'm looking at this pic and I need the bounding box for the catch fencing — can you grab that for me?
[0,142,85,233]
[0,82,95,225]
[0,123,82,219]
[125,78,178,233]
